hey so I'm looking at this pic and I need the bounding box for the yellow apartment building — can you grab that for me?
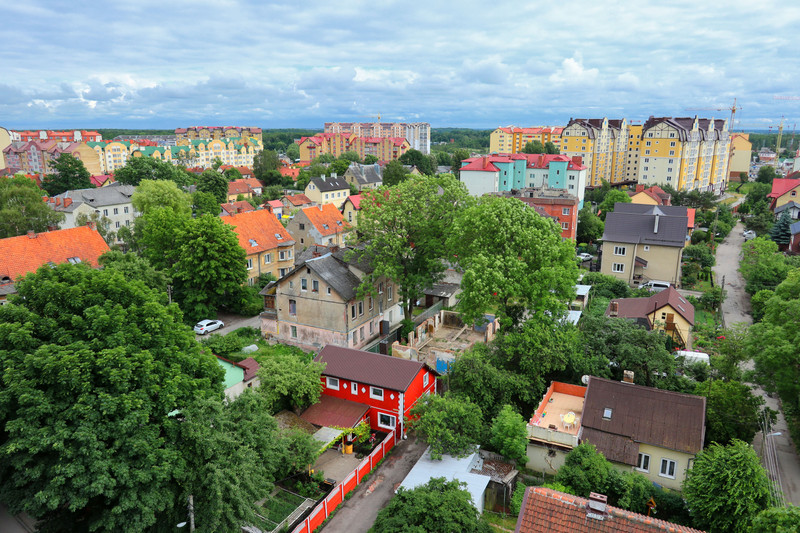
[489,127,563,154]
[560,118,628,186]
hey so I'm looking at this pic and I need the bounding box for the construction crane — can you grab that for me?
[684,98,741,127]
[358,114,382,122]
[775,117,786,167]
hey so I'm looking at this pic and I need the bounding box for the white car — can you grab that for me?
[194,319,224,335]
[576,253,593,262]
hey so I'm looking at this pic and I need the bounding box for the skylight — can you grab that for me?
[602,408,613,419]
[67,257,81,264]
[275,233,283,240]
[249,239,258,247]
[322,224,329,229]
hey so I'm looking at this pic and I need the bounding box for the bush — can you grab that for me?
[200,333,247,358]
[699,287,725,311]
[226,285,264,316]
[691,230,708,244]
[509,481,527,515]
[400,318,415,342]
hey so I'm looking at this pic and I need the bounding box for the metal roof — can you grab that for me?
[315,345,425,392]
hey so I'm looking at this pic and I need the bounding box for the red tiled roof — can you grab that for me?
[515,487,706,533]
[345,195,362,210]
[686,208,695,229]
[284,193,313,206]
[461,157,500,172]
[300,394,369,428]
[267,200,283,209]
[302,204,350,236]
[315,345,425,392]
[768,178,800,199]
[220,201,255,216]
[90,174,113,187]
[0,226,110,282]
[280,167,300,178]
[238,357,260,382]
[227,180,252,196]
[221,209,294,254]
[239,178,262,189]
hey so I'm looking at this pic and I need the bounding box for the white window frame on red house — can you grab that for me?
[377,412,396,430]
[423,372,429,387]
[326,377,340,390]
[351,382,358,395]
[369,386,384,400]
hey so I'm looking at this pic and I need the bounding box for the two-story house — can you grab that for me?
[343,163,383,191]
[304,175,350,209]
[45,182,137,234]
[606,286,695,348]
[600,204,688,287]
[768,178,800,219]
[312,345,438,438]
[286,203,351,249]
[341,195,361,226]
[221,209,295,284]
[525,377,705,491]
[259,247,403,350]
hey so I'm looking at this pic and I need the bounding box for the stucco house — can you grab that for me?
[343,163,382,191]
[768,178,800,214]
[341,195,361,226]
[45,182,137,233]
[221,209,296,283]
[286,204,351,249]
[304,175,350,209]
[605,286,695,348]
[216,356,260,400]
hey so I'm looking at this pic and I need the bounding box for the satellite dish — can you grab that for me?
[581,375,590,385]
[177,522,187,528]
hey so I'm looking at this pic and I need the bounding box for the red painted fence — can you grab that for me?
[291,432,396,533]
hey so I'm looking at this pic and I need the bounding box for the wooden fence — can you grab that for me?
[290,431,397,533]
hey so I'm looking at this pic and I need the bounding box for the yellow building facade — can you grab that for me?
[729,133,752,179]
[560,118,628,186]
[489,126,563,154]
[297,133,409,164]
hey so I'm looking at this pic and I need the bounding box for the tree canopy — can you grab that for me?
[756,165,778,184]
[399,148,434,175]
[132,179,192,216]
[597,189,631,221]
[113,156,191,187]
[696,379,766,447]
[0,263,223,531]
[576,205,604,243]
[489,405,528,465]
[42,153,93,195]
[683,440,771,532]
[369,477,491,533]
[408,394,484,460]
[254,351,324,413]
[382,159,409,187]
[521,140,545,154]
[0,175,64,237]
[196,169,229,204]
[751,506,800,533]
[252,149,281,181]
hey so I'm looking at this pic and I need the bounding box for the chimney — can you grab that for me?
[47,225,58,231]
[64,198,72,208]
[27,230,36,238]
[330,245,340,253]
[609,301,618,316]
[623,370,635,383]
[636,184,645,193]
[55,197,61,206]
[332,172,337,179]
[318,204,324,211]
[311,248,322,258]
[653,213,660,233]
[86,221,96,230]
[586,493,609,521]
[482,156,488,168]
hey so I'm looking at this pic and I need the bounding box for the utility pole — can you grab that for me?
[188,495,195,532]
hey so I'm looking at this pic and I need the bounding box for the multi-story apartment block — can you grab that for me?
[3,140,102,175]
[174,126,262,142]
[324,122,430,154]
[460,154,587,208]
[489,126,563,154]
[623,123,643,182]
[0,127,14,170]
[638,116,730,193]
[297,133,409,164]
[729,133,752,179]
[16,130,102,143]
[560,118,629,187]
[493,188,580,240]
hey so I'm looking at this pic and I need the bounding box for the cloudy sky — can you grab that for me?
[3,0,799,130]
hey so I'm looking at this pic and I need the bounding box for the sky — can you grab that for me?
[3,0,800,131]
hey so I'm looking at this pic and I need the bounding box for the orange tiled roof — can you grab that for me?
[285,193,313,206]
[220,201,255,216]
[302,204,350,236]
[515,487,706,533]
[227,180,252,196]
[239,177,262,189]
[0,226,110,282]
[221,209,294,254]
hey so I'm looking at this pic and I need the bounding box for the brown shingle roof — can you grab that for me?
[303,204,350,236]
[581,377,705,460]
[515,487,706,532]
[220,200,255,216]
[300,394,369,428]
[284,193,313,206]
[315,345,424,392]
[607,286,694,326]
[221,209,294,254]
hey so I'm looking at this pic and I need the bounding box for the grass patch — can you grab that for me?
[483,511,517,531]
[257,489,307,527]
[694,309,716,328]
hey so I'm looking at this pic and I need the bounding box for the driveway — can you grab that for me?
[321,435,429,533]
[194,312,261,340]
[713,221,800,505]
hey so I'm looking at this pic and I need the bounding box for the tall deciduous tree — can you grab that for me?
[0,175,64,237]
[196,169,228,203]
[489,405,528,465]
[98,250,170,292]
[382,159,409,187]
[756,165,778,184]
[521,140,545,154]
[399,148,434,175]
[254,351,324,413]
[544,141,560,154]
[369,478,491,533]
[683,440,771,532]
[597,189,631,220]
[42,153,94,195]
[751,506,800,532]
[576,205,604,243]
[192,190,221,217]
[696,379,766,447]
[132,179,192,216]
[450,148,471,178]
[355,175,470,322]
[252,149,281,180]
[451,196,578,328]
[408,394,484,460]
[0,263,223,532]
[113,156,191,187]
[285,142,300,162]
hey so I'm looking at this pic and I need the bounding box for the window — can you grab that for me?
[612,263,624,273]
[645,149,650,155]
[378,413,396,429]
[369,321,373,334]
[644,245,650,251]
[351,382,358,395]
[279,251,286,261]
[369,297,373,310]
[613,246,626,256]
[670,141,676,147]
[358,301,364,315]
[115,221,120,228]
[351,304,356,319]
[301,278,307,291]
[561,222,569,230]
[299,223,305,230]
[291,326,297,338]
[379,282,384,294]
[289,280,294,289]
[246,258,253,270]
[124,206,129,214]
[113,207,119,215]
[667,167,673,173]
[370,386,384,400]
[423,373,430,387]
[562,208,570,215]
[387,285,393,301]
[279,268,287,277]
[602,407,613,419]
[264,254,271,264]
[327,287,332,295]
[669,150,675,156]
[636,453,651,472]
[646,141,651,146]
[103,209,108,216]
[348,211,353,221]
[360,327,365,341]
[289,299,296,316]
[312,280,319,292]
[659,459,677,479]
[326,377,340,390]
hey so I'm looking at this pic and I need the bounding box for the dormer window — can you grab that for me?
[67,257,81,264]
[248,239,258,247]
[336,221,342,226]
[275,233,283,240]
[322,224,329,229]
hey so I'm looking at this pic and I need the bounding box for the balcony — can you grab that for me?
[527,381,586,449]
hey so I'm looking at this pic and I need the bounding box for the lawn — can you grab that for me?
[484,511,517,532]
[258,489,307,527]
[694,309,717,328]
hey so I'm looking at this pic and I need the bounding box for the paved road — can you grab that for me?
[194,312,261,341]
[321,435,428,533]
[713,221,800,506]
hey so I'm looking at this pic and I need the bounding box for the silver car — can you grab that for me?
[194,319,224,335]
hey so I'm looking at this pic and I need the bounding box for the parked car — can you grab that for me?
[743,230,756,241]
[576,253,593,262]
[641,280,672,293]
[194,319,224,335]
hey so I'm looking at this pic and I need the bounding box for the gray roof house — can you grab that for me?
[344,163,383,190]
[600,204,688,287]
[45,182,137,233]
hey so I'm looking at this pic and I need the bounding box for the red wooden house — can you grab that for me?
[313,345,438,438]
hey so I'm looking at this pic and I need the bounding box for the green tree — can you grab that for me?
[597,189,631,221]
[521,140,545,154]
[355,175,470,323]
[0,175,64,237]
[363,154,379,164]
[408,394,484,460]
[196,169,228,203]
[338,150,361,163]
[750,289,773,322]
[329,159,350,176]
[98,250,169,292]
[0,263,223,531]
[450,148,471,178]
[682,244,715,268]
[555,443,612,497]
[369,477,491,533]
[42,153,93,195]
[683,440,771,532]
[756,165,778,184]
[770,209,793,245]
[545,141,560,154]
[580,272,630,299]
[696,380,765,446]
[223,166,243,181]
[254,351,324,413]
[113,156,191,187]
[451,196,578,328]
[751,506,800,532]
[285,142,300,162]
[382,159,409,186]
[211,157,224,170]
[740,237,789,294]
[252,149,281,180]
[576,205,604,243]
[139,207,191,271]
[489,405,528,465]
[75,210,115,244]
[312,153,335,164]
[699,286,725,311]
[132,179,192,216]
[436,151,452,167]
[399,148,434,175]
[171,215,247,322]
[192,190,221,217]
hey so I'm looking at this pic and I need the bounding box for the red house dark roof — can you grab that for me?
[315,345,425,392]
[300,394,369,428]
[515,487,706,533]
[238,357,260,382]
